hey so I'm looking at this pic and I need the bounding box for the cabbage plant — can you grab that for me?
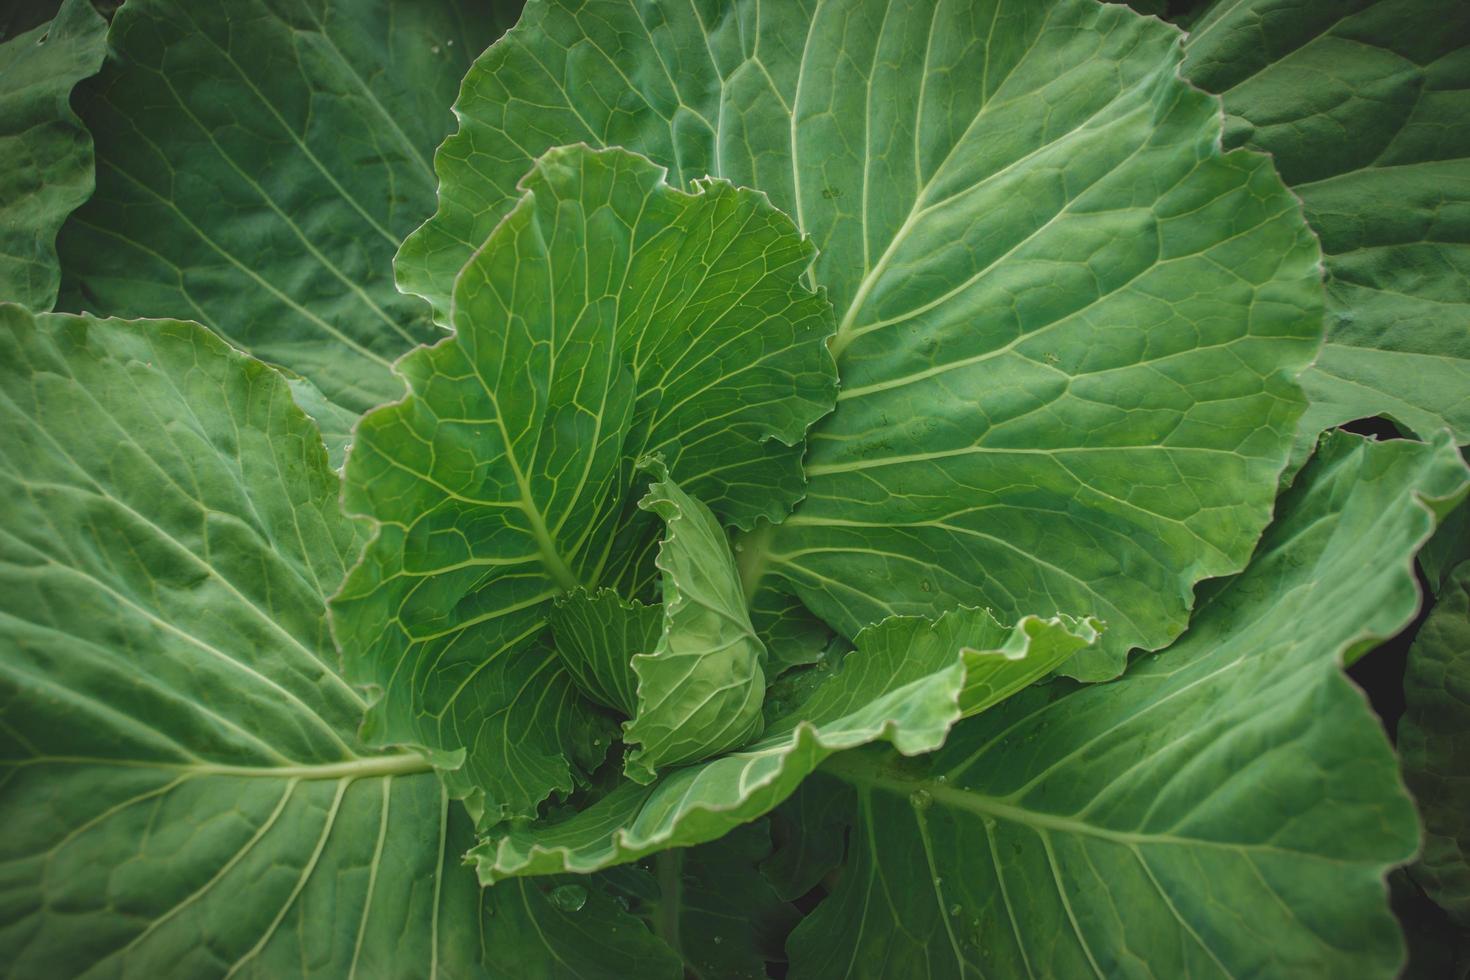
[2,0,1468,976]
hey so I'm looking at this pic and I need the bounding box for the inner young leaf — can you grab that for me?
[623,460,770,783]
[333,144,837,822]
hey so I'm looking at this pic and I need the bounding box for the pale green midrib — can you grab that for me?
[819,751,1347,861]
[5,752,434,780]
[481,380,584,593]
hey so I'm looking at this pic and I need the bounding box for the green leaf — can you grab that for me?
[53,0,522,415]
[0,0,105,310]
[1183,0,1470,454]
[551,589,656,717]
[1423,494,1470,594]
[468,608,1096,882]
[761,775,853,902]
[624,463,769,783]
[0,305,678,977]
[1401,560,1470,926]
[606,822,801,980]
[748,579,839,677]
[788,432,1469,980]
[333,143,836,823]
[400,0,1323,679]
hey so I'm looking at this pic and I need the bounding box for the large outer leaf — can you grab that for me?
[624,464,769,782]
[399,0,1323,678]
[787,432,1469,980]
[1400,560,1470,926]
[0,305,677,977]
[1183,0,1470,452]
[469,609,1096,882]
[53,0,521,417]
[0,0,105,309]
[333,144,836,824]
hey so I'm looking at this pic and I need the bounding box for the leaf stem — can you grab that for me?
[655,849,686,962]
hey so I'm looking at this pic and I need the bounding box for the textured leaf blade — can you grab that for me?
[333,144,836,823]
[787,432,1470,979]
[0,0,105,310]
[1184,0,1470,453]
[401,0,1323,678]
[0,305,677,977]
[469,608,1096,882]
[54,0,522,414]
[550,589,656,716]
[624,463,769,782]
[1400,560,1470,926]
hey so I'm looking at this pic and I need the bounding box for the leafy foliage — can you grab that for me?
[789,433,1466,978]
[0,305,675,976]
[404,0,1324,682]
[1,0,1469,976]
[1401,560,1470,926]
[0,0,104,309]
[1183,0,1470,456]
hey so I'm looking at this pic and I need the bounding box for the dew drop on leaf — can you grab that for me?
[909,789,933,810]
[549,884,587,912]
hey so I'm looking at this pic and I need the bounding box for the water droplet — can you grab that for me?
[950,904,962,917]
[447,38,455,46]
[549,884,587,912]
[909,789,933,811]
[431,44,441,54]
[932,876,943,887]
[713,936,723,945]
[934,774,948,784]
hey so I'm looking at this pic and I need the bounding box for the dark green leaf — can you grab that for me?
[0,0,105,309]
[788,432,1469,979]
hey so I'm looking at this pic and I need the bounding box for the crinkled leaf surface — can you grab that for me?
[1184,0,1470,453]
[0,0,104,310]
[624,464,768,782]
[1401,559,1470,926]
[786,432,1469,980]
[0,306,677,977]
[401,0,1323,678]
[333,144,836,823]
[53,0,521,415]
[469,608,1095,882]
[550,589,656,717]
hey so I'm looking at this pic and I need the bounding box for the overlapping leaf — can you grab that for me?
[401,0,1323,678]
[1183,0,1470,454]
[333,144,836,823]
[1401,560,1470,926]
[53,0,521,422]
[469,608,1096,882]
[550,589,655,717]
[0,306,678,977]
[785,433,1469,979]
[0,0,105,309]
[624,463,769,782]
